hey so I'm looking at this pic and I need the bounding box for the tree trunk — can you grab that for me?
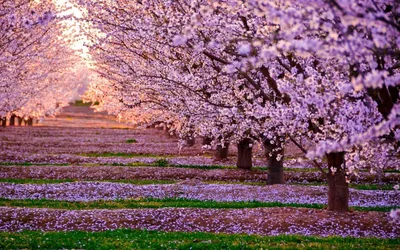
[27,118,33,126]
[17,117,23,126]
[185,136,195,147]
[9,115,16,126]
[326,152,349,213]
[202,137,212,146]
[1,117,6,127]
[215,143,229,161]
[264,137,285,184]
[237,139,252,170]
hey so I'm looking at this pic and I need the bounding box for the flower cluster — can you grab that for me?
[74,0,400,176]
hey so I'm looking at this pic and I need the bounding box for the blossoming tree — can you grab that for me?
[0,0,84,126]
[76,0,399,212]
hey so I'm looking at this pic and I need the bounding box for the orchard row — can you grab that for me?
[0,0,85,123]
[73,0,400,213]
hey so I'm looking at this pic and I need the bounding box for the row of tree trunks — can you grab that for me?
[201,135,285,184]
[236,137,349,212]
[0,116,34,126]
[197,134,349,213]
[235,136,285,185]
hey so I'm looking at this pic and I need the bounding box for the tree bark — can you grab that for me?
[264,137,285,184]
[237,139,252,170]
[9,115,16,126]
[326,152,349,213]
[215,143,229,161]
[27,118,33,126]
[1,117,6,127]
[202,137,212,146]
[17,117,23,126]
[185,136,195,147]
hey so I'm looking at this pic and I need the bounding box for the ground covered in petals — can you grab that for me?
[0,207,398,238]
[0,182,398,207]
[0,105,399,248]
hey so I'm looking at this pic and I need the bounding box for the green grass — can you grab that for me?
[71,100,99,106]
[349,183,395,190]
[126,139,138,143]
[79,152,165,158]
[0,198,395,212]
[384,169,400,173]
[0,229,398,250]
[155,158,169,167]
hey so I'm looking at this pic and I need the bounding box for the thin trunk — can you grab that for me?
[9,115,16,126]
[17,117,23,126]
[202,137,212,146]
[215,143,229,161]
[326,152,349,213]
[27,118,33,126]
[264,137,285,184]
[1,117,6,127]
[185,136,195,147]
[237,139,252,170]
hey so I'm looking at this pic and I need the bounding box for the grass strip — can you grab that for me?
[0,198,395,212]
[79,152,167,158]
[71,100,99,106]
[126,139,138,143]
[0,229,398,250]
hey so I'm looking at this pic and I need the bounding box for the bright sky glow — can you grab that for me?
[55,0,90,59]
